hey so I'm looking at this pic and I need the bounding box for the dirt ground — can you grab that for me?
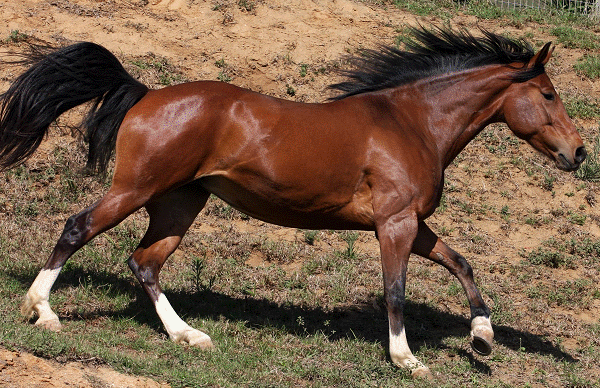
[0,0,599,387]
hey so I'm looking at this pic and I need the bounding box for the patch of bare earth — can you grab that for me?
[0,347,168,388]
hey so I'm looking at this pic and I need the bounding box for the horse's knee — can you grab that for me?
[55,211,91,255]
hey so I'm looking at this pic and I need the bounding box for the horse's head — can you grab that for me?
[501,43,586,172]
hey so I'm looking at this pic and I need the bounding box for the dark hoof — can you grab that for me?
[471,335,492,356]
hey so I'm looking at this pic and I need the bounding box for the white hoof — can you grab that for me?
[174,329,214,349]
[22,290,62,332]
[471,316,494,356]
[35,316,62,332]
[410,365,432,379]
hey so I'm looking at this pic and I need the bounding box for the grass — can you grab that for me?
[392,0,599,28]
[574,54,600,79]
[562,94,600,119]
[550,25,600,50]
[576,137,600,182]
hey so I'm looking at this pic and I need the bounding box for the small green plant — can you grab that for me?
[568,211,586,226]
[237,0,255,12]
[575,135,600,182]
[6,30,28,43]
[286,84,296,97]
[215,58,227,68]
[191,255,208,292]
[438,225,454,236]
[541,173,556,191]
[299,63,308,77]
[214,59,235,82]
[130,57,185,86]
[217,71,232,82]
[337,231,360,260]
[303,230,319,245]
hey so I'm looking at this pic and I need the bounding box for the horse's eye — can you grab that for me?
[543,92,555,101]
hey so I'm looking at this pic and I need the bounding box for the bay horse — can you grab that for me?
[0,27,586,377]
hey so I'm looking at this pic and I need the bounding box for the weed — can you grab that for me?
[237,0,255,12]
[286,84,296,97]
[203,196,248,219]
[337,231,361,260]
[438,225,454,236]
[303,230,319,245]
[460,0,504,19]
[215,58,227,68]
[393,0,446,17]
[299,63,308,77]
[567,211,586,226]
[524,247,575,269]
[130,56,185,86]
[217,71,233,82]
[575,135,600,182]
[260,239,301,264]
[541,173,556,191]
[5,30,28,43]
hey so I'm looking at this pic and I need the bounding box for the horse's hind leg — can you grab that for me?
[22,189,146,330]
[126,181,212,348]
[411,221,493,356]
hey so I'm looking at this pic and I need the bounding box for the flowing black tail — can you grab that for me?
[0,42,149,173]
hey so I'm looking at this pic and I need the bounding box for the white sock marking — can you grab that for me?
[155,292,191,338]
[389,325,427,372]
[154,292,212,347]
[21,267,63,330]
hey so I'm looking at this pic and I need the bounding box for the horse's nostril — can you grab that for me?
[575,146,587,164]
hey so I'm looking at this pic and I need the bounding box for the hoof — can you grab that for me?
[471,335,492,356]
[35,317,62,332]
[470,316,493,356]
[189,336,214,350]
[174,329,214,350]
[411,366,432,379]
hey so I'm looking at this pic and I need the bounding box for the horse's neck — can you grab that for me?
[403,66,514,168]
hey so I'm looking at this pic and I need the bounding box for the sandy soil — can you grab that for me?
[0,0,598,386]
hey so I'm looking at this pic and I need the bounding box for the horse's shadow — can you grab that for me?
[11,266,576,373]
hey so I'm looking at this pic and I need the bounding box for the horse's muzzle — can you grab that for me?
[558,145,587,171]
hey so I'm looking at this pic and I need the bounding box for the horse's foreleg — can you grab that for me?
[22,190,143,330]
[377,214,431,378]
[412,221,493,356]
[127,183,212,348]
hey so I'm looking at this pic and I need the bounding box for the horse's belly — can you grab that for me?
[199,175,375,231]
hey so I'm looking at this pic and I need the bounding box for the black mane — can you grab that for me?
[329,26,544,100]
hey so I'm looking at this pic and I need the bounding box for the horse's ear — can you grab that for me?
[528,42,554,67]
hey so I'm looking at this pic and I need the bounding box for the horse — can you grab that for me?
[0,26,586,377]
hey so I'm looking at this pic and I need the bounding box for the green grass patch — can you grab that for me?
[550,26,600,50]
[562,94,600,119]
[574,54,600,79]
